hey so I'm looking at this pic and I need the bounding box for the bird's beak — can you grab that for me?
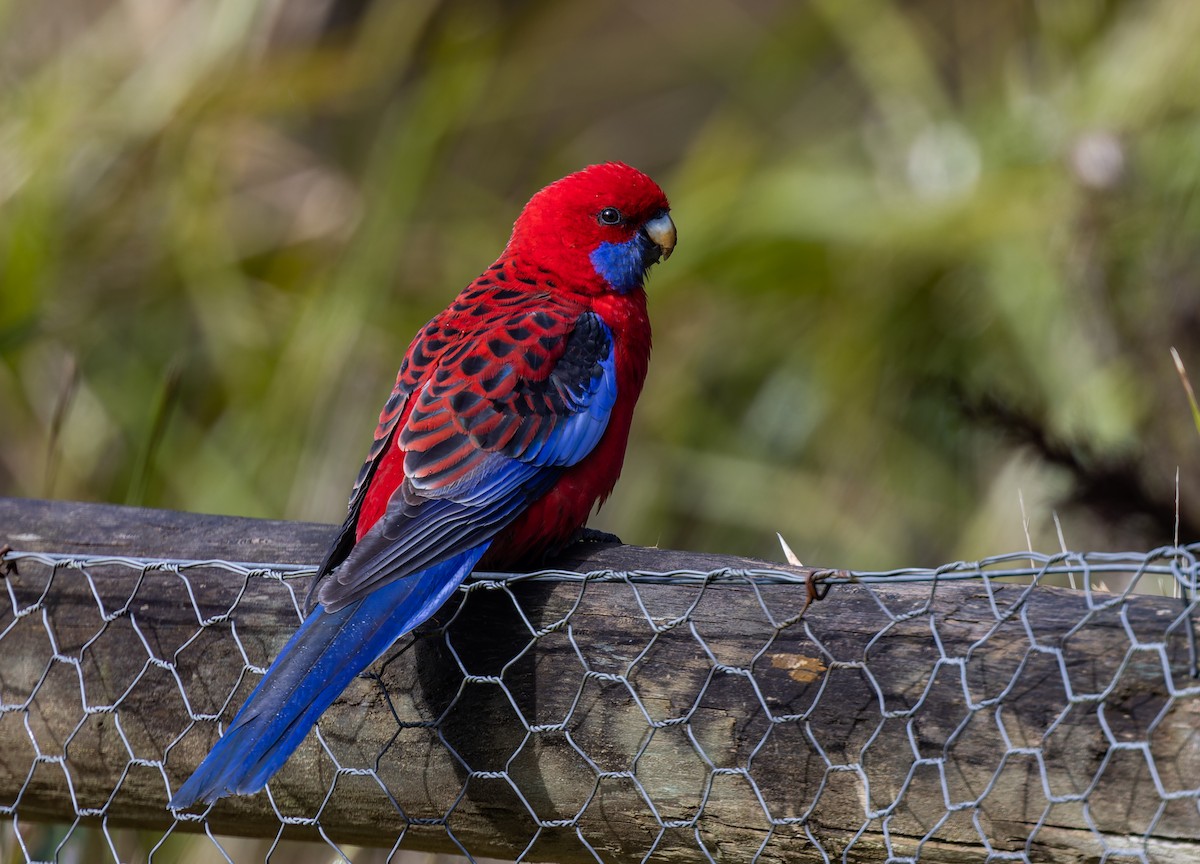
[643,212,676,262]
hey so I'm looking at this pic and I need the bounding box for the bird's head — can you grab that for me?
[508,162,675,295]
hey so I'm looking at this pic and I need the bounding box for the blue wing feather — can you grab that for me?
[169,545,486,808]
[524,329,617,467]
[170,311,619,809]
[315,312,616,611]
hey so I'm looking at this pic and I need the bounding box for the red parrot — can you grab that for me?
[170,162,675,808]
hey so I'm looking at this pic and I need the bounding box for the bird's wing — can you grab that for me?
[308,371,413,607]
[313,307,617,611]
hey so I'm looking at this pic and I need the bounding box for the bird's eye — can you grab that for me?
[598,207,623,226]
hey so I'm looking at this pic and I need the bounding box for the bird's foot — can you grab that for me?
[0,545,16,578]
[570,527,622,546]
[537,527,623,566]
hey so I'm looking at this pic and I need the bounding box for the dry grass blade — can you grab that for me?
[1171,347,1200,439]
[776,532,803,567]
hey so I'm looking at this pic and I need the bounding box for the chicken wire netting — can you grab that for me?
[1,544,1199,864]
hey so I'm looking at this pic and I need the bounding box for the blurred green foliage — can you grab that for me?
[3,0,1200,579]
[5,1,1200,862]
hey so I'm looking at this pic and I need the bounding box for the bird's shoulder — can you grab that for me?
[402,261,602,389]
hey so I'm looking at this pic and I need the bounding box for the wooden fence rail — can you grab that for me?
[2,496,1199,863]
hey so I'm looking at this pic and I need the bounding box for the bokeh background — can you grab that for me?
[4,0,1200,861]
[5,0,1200,572]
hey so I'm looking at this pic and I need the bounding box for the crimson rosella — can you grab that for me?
[169,162,675,808]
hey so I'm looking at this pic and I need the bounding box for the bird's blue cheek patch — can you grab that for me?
[590,237,647,293]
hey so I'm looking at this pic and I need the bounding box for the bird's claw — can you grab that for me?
[537,527,623,566]
[0,544,16,578]
[571,527,622,546]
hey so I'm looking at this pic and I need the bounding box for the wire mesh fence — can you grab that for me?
[2,536,1200,863]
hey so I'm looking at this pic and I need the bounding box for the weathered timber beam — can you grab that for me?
[2,496,1199,863]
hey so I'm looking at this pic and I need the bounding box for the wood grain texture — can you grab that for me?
[2,497,1199,862]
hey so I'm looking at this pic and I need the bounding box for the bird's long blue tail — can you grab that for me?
[169,545,486,809]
